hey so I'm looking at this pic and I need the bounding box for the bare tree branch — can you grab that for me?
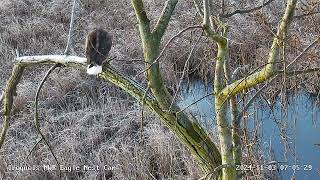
[237,37,320,122]
[33,64,61,177]
[286,37,320,68]
[153,0,179,38]
[169,31,203,111]
[132,0,174,111]
[135,25,202,78]
[16,55,87,64]
[236,76,277,123]
[220,0,275,18]
[140,84,150,144]
[218,0,298,103]
[236,66,320,124]
[0,65,25,148]
[220,0,225,15]
[200,163,235,180]
[64,0,77,55]
[131,0,151,36]
[276,67,320,75]
[16,55,154,101]
[193,0,203,17]
[294,11,320,19]
[177,91,214,114]
[0,91,3,105]
[203,0,211,28]
[202,0,226,44]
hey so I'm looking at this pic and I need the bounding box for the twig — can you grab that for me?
[294,11,320,19]
[15,49,20,58]
[140,84,150,144]
[12,137,44,180]
[34,64,61,177]
[177,91,214,114]
[220,0,225,15]
[64,0,77,55]
[286,37,319,68]
[135,25,202,78]
[193,0,203,17]
[236,76,277,122]
[169,31,203,111]
[201,0,226,44]
[26,137,43,159]
[112,58,149,64]
[203,0,210,27]
[220,0,275,18]
[0,91,4,104]
[276,67,320,75]
[199,164,234,180]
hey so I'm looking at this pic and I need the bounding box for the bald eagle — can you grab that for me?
[86,29,112,75]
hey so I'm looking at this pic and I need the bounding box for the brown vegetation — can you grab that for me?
[0,0,319,179]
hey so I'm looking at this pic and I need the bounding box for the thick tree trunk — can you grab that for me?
[215,44,236,180]
[131,0,223,175]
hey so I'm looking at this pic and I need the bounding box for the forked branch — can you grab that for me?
[153,0,179,38]
[218,0,298,103]
[33,64,62,177]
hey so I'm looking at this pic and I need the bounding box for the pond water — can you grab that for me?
[177,80,320,179]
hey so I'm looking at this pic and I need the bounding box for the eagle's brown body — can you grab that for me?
[85,29,112,74]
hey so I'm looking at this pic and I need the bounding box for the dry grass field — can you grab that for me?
[0,0,319,179]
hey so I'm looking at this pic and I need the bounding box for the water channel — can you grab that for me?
[178,80,320,179]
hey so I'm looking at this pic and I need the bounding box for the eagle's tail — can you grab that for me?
[87,64,102,75]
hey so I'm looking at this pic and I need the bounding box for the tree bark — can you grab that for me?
[131,0,223,175]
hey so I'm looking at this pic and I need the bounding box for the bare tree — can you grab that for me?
[1,0,319,179]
